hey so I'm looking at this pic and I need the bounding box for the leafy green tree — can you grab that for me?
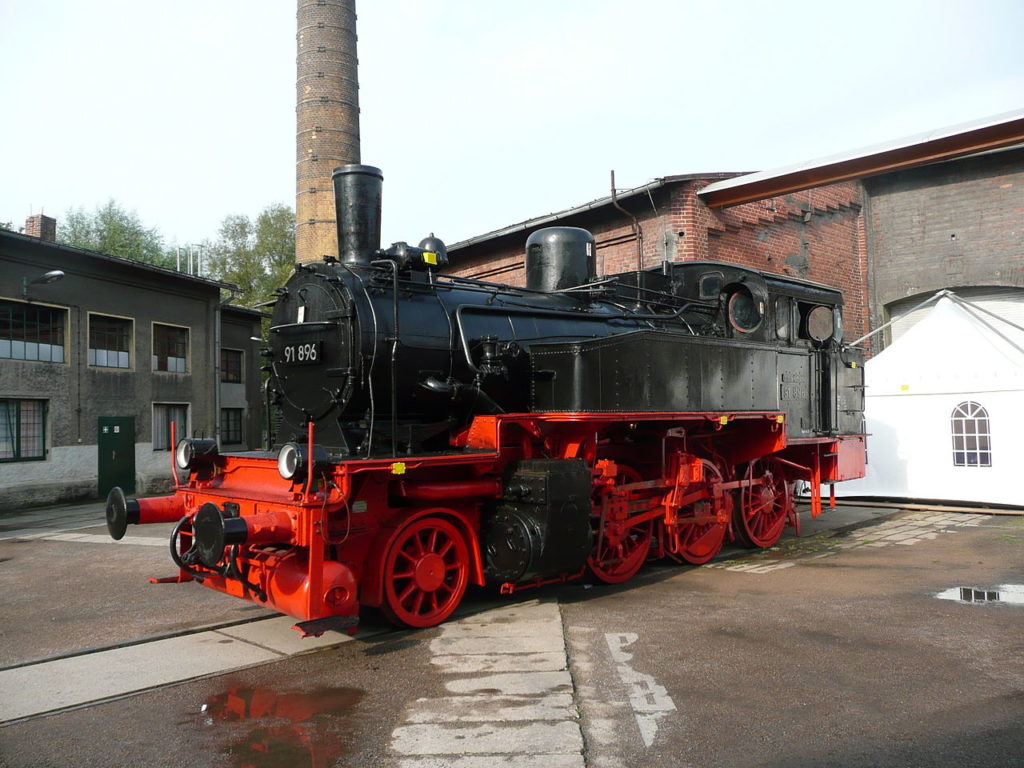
[58,200,170,267]
[207,204,296,308]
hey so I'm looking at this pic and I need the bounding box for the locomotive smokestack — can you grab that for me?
[296,0,361,264]
[333,164,383,266]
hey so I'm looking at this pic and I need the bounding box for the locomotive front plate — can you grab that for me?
[283,341,323,365]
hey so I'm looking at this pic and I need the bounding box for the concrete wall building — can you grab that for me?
[863,146,1024,343]
[0,227,263,507]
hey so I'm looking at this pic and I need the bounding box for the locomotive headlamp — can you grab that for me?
[277,441,328,480]
[277,443,302,479]
[175,438,219,471]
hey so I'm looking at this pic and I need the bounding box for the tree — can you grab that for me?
[58,200,170,266]
[207,204,295,308]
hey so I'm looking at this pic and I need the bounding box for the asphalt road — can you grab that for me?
[1,500,1022,767]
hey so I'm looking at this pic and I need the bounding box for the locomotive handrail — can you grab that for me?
[372,258,402,457]
[453,301,701,375]
[269,320,338,332]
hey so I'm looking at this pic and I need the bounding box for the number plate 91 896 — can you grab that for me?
[283,341,322,365]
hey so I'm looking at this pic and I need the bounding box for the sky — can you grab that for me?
[1,0,1022,251]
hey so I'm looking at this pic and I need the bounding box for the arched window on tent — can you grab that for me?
[950,401,992,468]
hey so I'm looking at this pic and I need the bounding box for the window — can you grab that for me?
[698,272,723,300]
[153,324,188,372]
[0,300,65,363]
[0,399,47,461]
[89,314,132,369]
[727,287,762,333]
[221,408,243,445]
[774,297,790,340]
[951,401,992,467]
[221,348,243,383]
[153,403,188,451]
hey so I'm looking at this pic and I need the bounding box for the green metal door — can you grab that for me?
[98,417,135,497]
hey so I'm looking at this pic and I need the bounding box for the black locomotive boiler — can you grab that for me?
[107,164,866,630]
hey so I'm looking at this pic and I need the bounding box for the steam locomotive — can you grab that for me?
[106,165,866,631]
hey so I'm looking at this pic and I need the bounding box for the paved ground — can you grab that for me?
[1,499,1022,767]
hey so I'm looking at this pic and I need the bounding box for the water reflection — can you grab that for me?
[198,685,364,768]
[936,584,1024,605]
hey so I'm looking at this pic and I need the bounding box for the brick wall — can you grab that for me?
[864,147,1024,330]
[448,178,870,346]
[696,180,869,345]
[24,214,57,242]
[295,0,360,264]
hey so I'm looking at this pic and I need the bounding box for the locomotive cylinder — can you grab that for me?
[333,164,383,266]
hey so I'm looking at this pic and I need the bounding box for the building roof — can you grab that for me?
[448,109,1024,257]
[222,303,268,319]
[0,228,237,292]
[698,109,1024,208]
[448,173,741,254]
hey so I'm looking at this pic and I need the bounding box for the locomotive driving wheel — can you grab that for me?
[381,516,470,628]
[587,465,654,584]
[670,460,730,565]
[734,457,792,549]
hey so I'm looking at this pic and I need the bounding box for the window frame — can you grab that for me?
[88,312,134,370]
[0,299,68,365]
[153,402,189,451]
[220,348,244,383]
[221,407,244,445]
[152,322,190,374]
[951,401,992,468]
[0,398,48,462]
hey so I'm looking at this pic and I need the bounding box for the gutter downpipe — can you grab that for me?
[610,170,644,275]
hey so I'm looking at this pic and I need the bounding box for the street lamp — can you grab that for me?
[21,269,65,301]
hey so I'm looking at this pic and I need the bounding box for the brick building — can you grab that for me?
[1,222,264,507]
[448,176,871,346]
[447,111,1024,356]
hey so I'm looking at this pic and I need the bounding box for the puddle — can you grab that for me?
[936,585,1024,605]
[196,685,364,767]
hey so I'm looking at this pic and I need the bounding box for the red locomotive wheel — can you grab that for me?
[672,460,730,565]
[588,465,653,584]
[381,516,470,628]
[588,520,653,584]
[734,458,791,549]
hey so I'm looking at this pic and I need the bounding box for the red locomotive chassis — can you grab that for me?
[110,411,865,632]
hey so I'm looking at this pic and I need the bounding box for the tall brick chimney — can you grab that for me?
[25,214,57,242]
[296,0,361,263]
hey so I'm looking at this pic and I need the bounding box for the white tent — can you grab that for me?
[837,294,1024,506]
